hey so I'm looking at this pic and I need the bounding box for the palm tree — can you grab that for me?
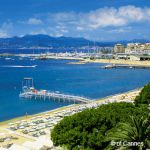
[106,115,150,150]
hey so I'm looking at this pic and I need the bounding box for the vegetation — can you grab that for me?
[135,83,150,105]
[90,56,96,60]
[51,103,150,150]
[107,115,150,150]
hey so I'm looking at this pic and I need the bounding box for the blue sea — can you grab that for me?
[0,55,150,121]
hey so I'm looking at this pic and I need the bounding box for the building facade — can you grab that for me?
[125,43,150,54]
[113,44,125,53]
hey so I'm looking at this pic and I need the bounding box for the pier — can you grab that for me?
[19,78,92,104]
[101,64,150,69]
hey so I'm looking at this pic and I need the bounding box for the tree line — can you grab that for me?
[51,83,150,150]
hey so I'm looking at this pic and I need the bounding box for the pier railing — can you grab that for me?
[20,78,92,104]
[19,90,92,104]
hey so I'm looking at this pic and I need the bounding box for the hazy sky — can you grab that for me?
[0,0,150,41]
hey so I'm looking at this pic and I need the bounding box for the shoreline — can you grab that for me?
[0,88,140,126]
[3,53,150,67]
[0,104,77,126]
[82,58,150,66]
[48,57,150,67]
[0,88,141,149]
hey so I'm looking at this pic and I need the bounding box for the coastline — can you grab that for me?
[0,88,140,126]
[0,104,77,126]
[3,53,150,67]
[82,58,150,66]
[0,56,145,126]
[50,57,150,67]
[0,88,141,149]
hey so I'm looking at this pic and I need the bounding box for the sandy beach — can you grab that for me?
[0,88,140,149]
[82,58,150,66]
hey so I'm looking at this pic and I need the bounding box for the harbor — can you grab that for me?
[1,53,150,150]
[1,0,150,149]
[2,51,150,68]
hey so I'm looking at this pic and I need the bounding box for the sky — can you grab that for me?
[0,0,150,41]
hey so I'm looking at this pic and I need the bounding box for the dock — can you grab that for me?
[19,78,92,104]
[101,64,150,69]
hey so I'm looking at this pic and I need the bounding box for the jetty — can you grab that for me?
[101,64,150,69]
[19,78,92,104]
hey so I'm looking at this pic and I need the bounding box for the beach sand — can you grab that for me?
[83,58,150,66]
[0,88,141,149]
[0,89,140,127]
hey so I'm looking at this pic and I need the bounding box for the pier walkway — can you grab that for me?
[101,64,150,69]
[19,78,92,104]
[19,90,91,104]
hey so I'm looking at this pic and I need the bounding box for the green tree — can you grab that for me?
[106,115,150,150]
[51,103,150,150]
[135,83,150,105]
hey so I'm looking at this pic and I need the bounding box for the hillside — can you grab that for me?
[0,34,149,49]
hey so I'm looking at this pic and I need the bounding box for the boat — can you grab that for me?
[129,66,133,69]
[39,56,47,60]
[30,58,35,61]
[5,57,12,60]
[1,65,37,68]
[101,64,116,69]
[19,57,23,60]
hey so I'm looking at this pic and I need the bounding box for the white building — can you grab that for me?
[113,44,125,53]
[125,43,150,54]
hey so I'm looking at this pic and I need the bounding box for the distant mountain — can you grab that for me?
[0,34,99,48]
[116,39,150,46]
[0,34,149,49]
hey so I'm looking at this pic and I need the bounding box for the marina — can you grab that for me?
[0,52,112,61]
[1,0,150,149]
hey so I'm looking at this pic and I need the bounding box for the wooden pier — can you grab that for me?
[19,78,92,104]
